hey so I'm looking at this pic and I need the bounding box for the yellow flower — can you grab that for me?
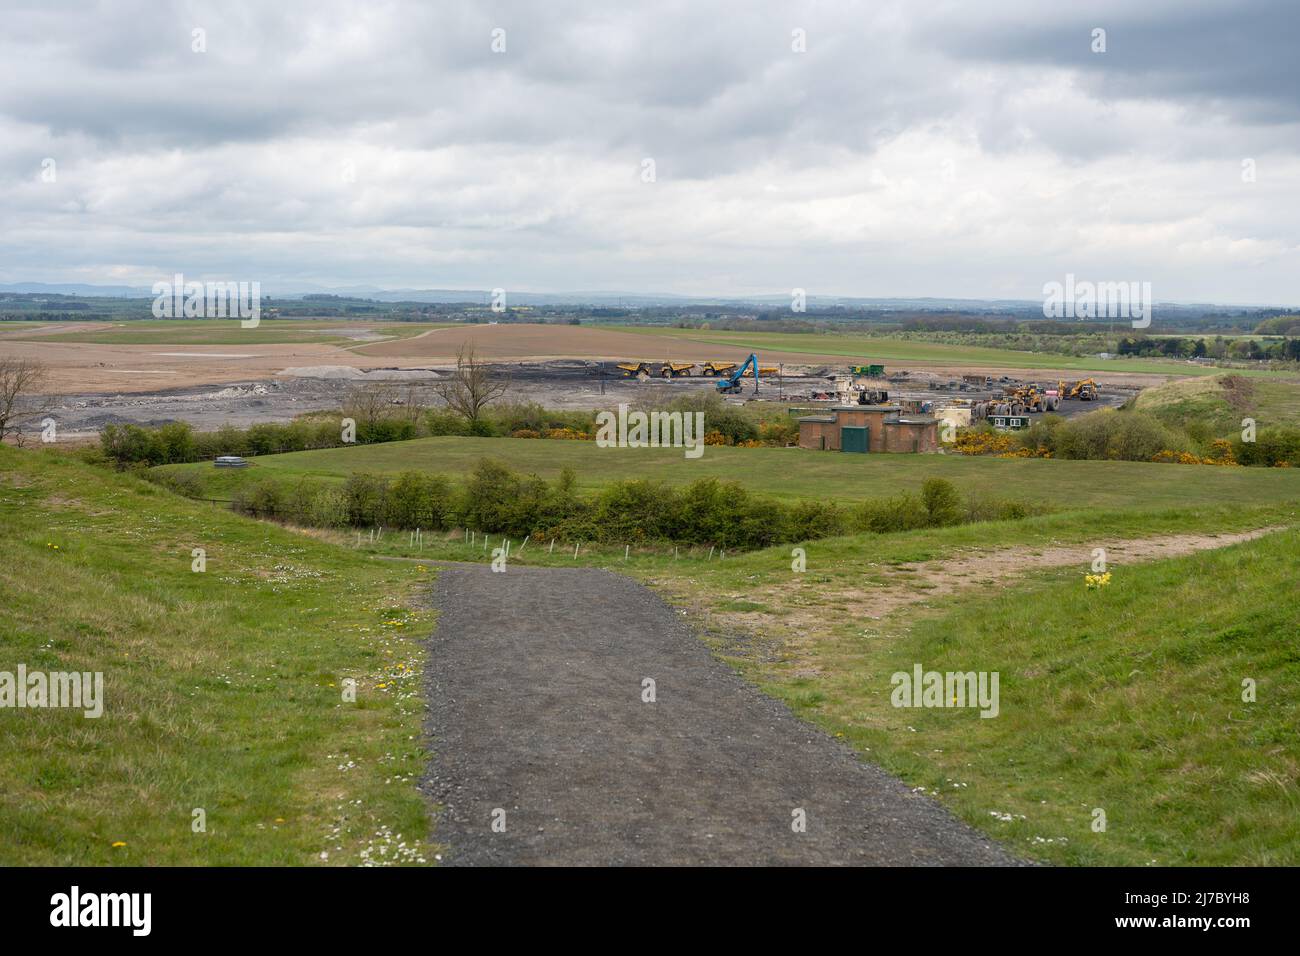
[111,841,127,848]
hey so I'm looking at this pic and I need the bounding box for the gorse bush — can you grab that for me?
[220,463,1032,551]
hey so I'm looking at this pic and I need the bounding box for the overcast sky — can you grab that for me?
[2,0,1297,304]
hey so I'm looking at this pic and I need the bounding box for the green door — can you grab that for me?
[841,426,869,453]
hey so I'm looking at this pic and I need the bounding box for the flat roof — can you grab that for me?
[796,416,836,423]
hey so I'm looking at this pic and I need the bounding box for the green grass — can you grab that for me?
[326,497,1300,864]
[0,445,437,865]
[607,326,1288,377]
[478,504,1294,867]
[156,434,1300,512]
[746,528,1300,865]
[1137,372,1300,436]
[12,319,452,346]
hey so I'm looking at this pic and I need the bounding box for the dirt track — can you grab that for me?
[422,564,1021,866]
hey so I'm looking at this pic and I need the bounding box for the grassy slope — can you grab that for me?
[1137,372,1300,436]
[607,326,1278,376]
[12,319,452,346]
[156,435,1300,511]
[0,446,436,865]
[323,500,1300,865]
[705,523,1300,866]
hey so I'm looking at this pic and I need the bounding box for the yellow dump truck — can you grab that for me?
[658,362,696,378]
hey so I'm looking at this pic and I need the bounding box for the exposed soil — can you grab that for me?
[2,321,1159,439]
[694,529,1283,666]
[422,563,1023,866]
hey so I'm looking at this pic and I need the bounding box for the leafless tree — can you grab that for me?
[342,383,396,432]
[435,345,509,422]
[0,358,53,446]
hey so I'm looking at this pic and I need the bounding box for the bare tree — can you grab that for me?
[0,358,53,446]
[342,383,396,432]
[435,345,509,422]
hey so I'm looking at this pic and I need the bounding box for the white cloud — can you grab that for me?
[0,0,1297,304]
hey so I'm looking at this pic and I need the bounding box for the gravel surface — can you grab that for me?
[422,563,1023,866]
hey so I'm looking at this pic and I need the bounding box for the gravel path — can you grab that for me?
[422,564,1022,866]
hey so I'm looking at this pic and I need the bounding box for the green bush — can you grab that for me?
[384,471,453,530]
[217,457,1053,550]
[921,478,963,527]
[664,393,758,445]
[1052,409,1189,461]
[851,493,930,533]
[1234,427,1300,467]
[787,500,847,541]
[342,472,389,526]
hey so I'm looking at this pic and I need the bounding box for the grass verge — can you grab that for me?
[0,445,436,865]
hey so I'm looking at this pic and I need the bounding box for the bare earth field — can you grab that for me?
[1,321,1161,437]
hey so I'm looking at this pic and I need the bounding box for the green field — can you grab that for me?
[1137,372,1300,436]
[11,319,452,346]
[0,445,436,865]
[610,325,1289,377]
[157,435,1300,512]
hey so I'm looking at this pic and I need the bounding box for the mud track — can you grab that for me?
[422,564,1021,866]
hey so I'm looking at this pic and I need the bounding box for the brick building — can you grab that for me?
[796,406,939,453]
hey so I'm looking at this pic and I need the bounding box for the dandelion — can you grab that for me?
[1085,571,1112,590]
[111,841,127,848]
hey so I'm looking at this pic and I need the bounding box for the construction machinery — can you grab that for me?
[658,362,696,378]
[700,360,738,377]
[616,361,652,380]
[740,364,779,377]
[992,383,1058,415]
[715,353,760,394]
[1057,378,1099,401]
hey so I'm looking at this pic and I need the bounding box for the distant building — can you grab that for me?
[796,406,939,453]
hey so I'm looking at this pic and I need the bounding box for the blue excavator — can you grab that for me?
[715,353,760,395]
